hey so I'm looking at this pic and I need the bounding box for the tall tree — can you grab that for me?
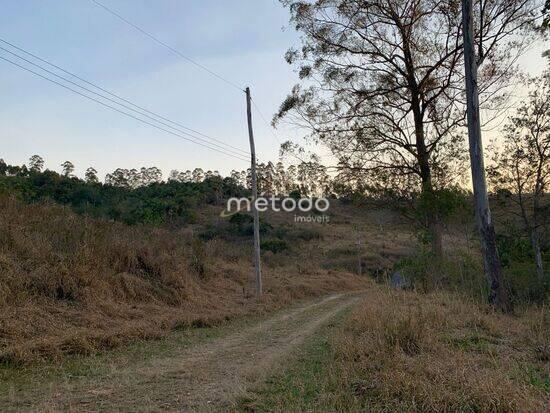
[105,168,130,187]
[139,167,163,186]
[490,71,550,280]
[28,155,44,173]
[191,168,204,183]
[462,0,509,311]
[276,0,541,257]
[168,169,180,182]
[84,167,99,184]
[61,161,74,177]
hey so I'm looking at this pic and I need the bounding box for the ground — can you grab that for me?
[0,293,360,412]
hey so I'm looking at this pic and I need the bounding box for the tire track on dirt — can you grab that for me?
[10,293,361,412]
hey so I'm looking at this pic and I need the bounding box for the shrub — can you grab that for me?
[189,238,208,278]
[288,227,323,241]
[504,261,550,304]
[229,212,253,225]
[395,251,486,299]
[261,239,289,254]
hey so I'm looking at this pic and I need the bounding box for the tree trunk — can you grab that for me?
[462,0,511,312]
[429,213,443,258]
[401,25,443,260]
[530,228,545,280]
[413,96,443,258]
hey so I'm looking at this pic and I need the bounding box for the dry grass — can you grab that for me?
[329,287,549,412]
[246,285,548,412]
[0,196,369,363]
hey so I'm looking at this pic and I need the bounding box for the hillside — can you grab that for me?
[0,192,402,363]
[0,166,548,411]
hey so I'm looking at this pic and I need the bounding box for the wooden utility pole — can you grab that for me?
[462,0,511,311]
[245,87,262,297]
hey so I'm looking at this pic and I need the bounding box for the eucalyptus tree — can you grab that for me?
[276,0,542,257]
[61,161,75,177]
[84,167,99,184]
[28,155,44,173]
[490,71,550,280]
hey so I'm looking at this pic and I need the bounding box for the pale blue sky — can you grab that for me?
[0,1,547,180]
[0,0,303,179]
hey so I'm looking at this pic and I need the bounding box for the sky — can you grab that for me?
[0,0,304,179]
[0,1,547,180]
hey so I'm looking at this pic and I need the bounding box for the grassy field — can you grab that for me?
[1,190,548,411]
[242,285,549,412]
[0,196,393,364]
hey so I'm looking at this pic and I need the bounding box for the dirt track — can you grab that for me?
[4,293,360,412]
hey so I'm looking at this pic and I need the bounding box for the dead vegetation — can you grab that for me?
[244,285,548,412]
[328,287,549,412]
[1,193,548,411]
[0,294,361,412]
[0,196,370,364]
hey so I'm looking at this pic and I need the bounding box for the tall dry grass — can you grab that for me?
[0,196,368,363]
[329,287,549,412]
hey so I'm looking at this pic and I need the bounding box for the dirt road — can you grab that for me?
[3,293,360,412]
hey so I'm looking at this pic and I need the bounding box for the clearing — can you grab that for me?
[1,293,360,412]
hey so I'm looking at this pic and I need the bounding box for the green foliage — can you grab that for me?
[229,212,253,226]
[288,189,301,200]
[416,187,469,222]
[496,231,535,268]
[261,239,289,254]
[504,261,549,304]
[451,333,493,353]
[395,252,487,300]
[0,164,247,227]
[396,245,550,305]
[497,227,550,304]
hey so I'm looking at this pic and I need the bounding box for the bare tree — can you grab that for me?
[490,71,550,280]
[276,0,541,257]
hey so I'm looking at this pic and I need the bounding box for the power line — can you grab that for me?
[89,0,245,93]
[0,38,250,157]
[250,96,313,165]
[251,97,281,143]
[88,0,286,166]
[0,45,248,158]
[0,55,250,163]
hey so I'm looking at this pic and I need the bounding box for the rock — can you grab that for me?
[390,271,410,289]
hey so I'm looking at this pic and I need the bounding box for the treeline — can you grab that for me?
[0,158,244,225]
[0,156,346,225]
[1,155,354,197]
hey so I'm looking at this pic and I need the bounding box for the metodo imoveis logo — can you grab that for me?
[220,196,330,218]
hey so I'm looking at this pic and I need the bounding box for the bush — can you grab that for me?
[229,212,253,225]
[395,252,486,299]
[504,261,549,304]
[497,228,550,304]
[261,239,289,254]
[288,227,323,241]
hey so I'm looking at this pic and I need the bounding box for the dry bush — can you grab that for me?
[0,196,368,363]
[329,287,549,412]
